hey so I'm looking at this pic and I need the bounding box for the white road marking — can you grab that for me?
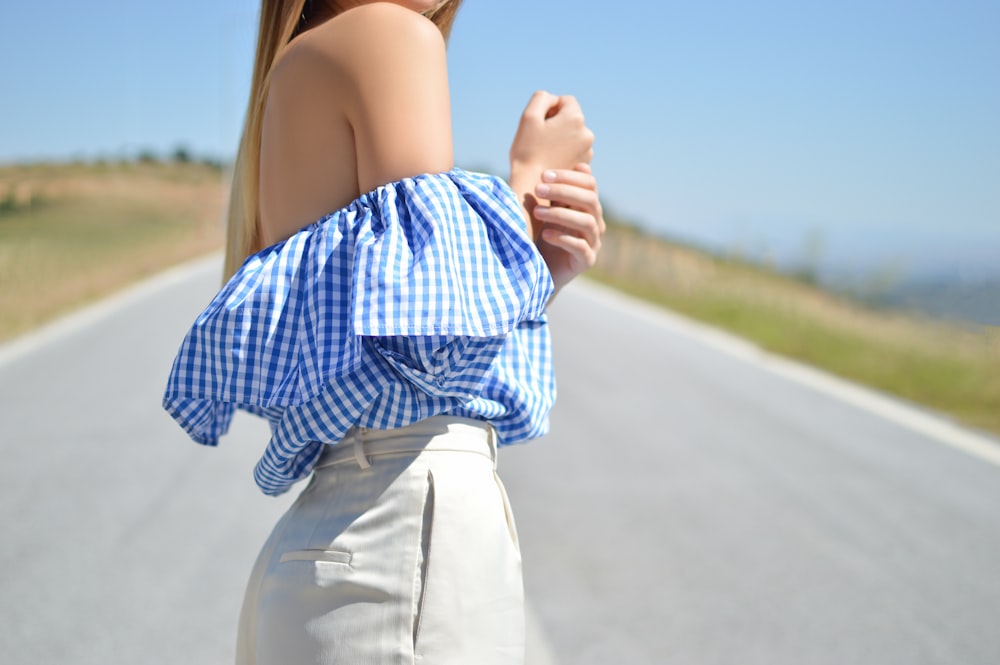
[1,251,562,664]
[7,257,995,472]
[574,278,1000,469]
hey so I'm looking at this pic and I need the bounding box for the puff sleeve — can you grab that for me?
[162,169,554,495]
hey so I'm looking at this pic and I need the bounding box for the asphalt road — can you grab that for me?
[2,256,999,664]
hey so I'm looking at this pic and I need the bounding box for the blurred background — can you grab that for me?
[3,0,997,430]
[2,2,999,664]
[2,0,998,321]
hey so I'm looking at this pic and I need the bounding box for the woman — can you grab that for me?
[163,1,604,663]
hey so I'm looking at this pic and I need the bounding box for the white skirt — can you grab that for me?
[236,416,525,664]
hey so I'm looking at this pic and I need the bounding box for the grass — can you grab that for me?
[2,161,996,439]
[0,161,226,341]
[590,219,1000,437]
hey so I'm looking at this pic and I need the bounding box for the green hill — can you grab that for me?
[590,216,1000,437]
[1,161,996,438]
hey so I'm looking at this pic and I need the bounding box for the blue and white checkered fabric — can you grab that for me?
[163,169,555,495]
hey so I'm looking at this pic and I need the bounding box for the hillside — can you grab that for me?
[0,160,226,341]
[590,218,1000,436]
[1,162,996,437]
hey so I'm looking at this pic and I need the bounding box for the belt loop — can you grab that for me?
[353,427,372,469]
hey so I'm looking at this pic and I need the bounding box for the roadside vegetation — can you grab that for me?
[0,159,226,341]
[1,160,995,438]
[590,218,1000,437]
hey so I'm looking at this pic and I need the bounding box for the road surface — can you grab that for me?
[2,256,999,664]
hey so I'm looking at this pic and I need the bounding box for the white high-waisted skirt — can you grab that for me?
[236,415,525,665]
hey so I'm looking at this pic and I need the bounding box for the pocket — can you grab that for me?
[278,549,353,566]
[410,459,525,661]
[493,470,521,552]
[412,469,435,650]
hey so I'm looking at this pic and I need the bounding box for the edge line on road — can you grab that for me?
[8,260,996,474]
[0,252,223,369]
[573,277,1000,470]
[1,251,563,665]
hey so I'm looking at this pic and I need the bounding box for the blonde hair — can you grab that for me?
[223,0,464,280]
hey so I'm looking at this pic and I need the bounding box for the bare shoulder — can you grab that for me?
[263,3,452,200]
[331,2,446,49]
[274,3,445,82]
[281,3,452,192]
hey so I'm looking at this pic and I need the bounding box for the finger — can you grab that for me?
[573,164,605,232]
[541,168,597,191]
[534,206,601,247]
[522,90,559,120]
[566,163,606,234]
[535,181,601,214]
[556,95,582,117]
[540,229,598,268]
[547,95,585,125]
[540,168,605,234]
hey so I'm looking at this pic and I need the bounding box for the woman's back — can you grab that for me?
[258,3,453,247]
[164,2,604,659]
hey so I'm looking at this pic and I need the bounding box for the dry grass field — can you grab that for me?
[2,162,996,438]
[0,160,226,341]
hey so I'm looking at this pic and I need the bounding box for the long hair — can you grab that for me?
[223,0,464,280]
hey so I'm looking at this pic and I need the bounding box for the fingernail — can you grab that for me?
[543,170,557,182]
[534,205,549,217]
[537,183,550,196]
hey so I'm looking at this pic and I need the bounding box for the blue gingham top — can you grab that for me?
[163,169,555,495]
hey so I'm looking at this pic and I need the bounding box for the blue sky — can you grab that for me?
[2,1,998,282]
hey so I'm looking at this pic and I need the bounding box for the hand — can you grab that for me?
[509,91,594,174]
[531,163,605,295]
[507,91,595,240]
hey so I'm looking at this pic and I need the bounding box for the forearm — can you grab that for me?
[508,160,546,241]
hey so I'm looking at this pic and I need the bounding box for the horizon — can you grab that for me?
[2,1,998,288]
[4,151,997,326]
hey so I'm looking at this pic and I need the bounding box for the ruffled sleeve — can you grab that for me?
[162,168,553,494]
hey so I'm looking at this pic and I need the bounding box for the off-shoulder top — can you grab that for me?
[162,169,556,496]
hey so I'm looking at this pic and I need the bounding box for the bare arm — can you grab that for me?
[258,4,454,247]
[508,91,594,240]
[508,92,603,296]
[337,4,454,192]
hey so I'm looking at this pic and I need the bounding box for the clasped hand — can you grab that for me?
[508,91,605,295]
